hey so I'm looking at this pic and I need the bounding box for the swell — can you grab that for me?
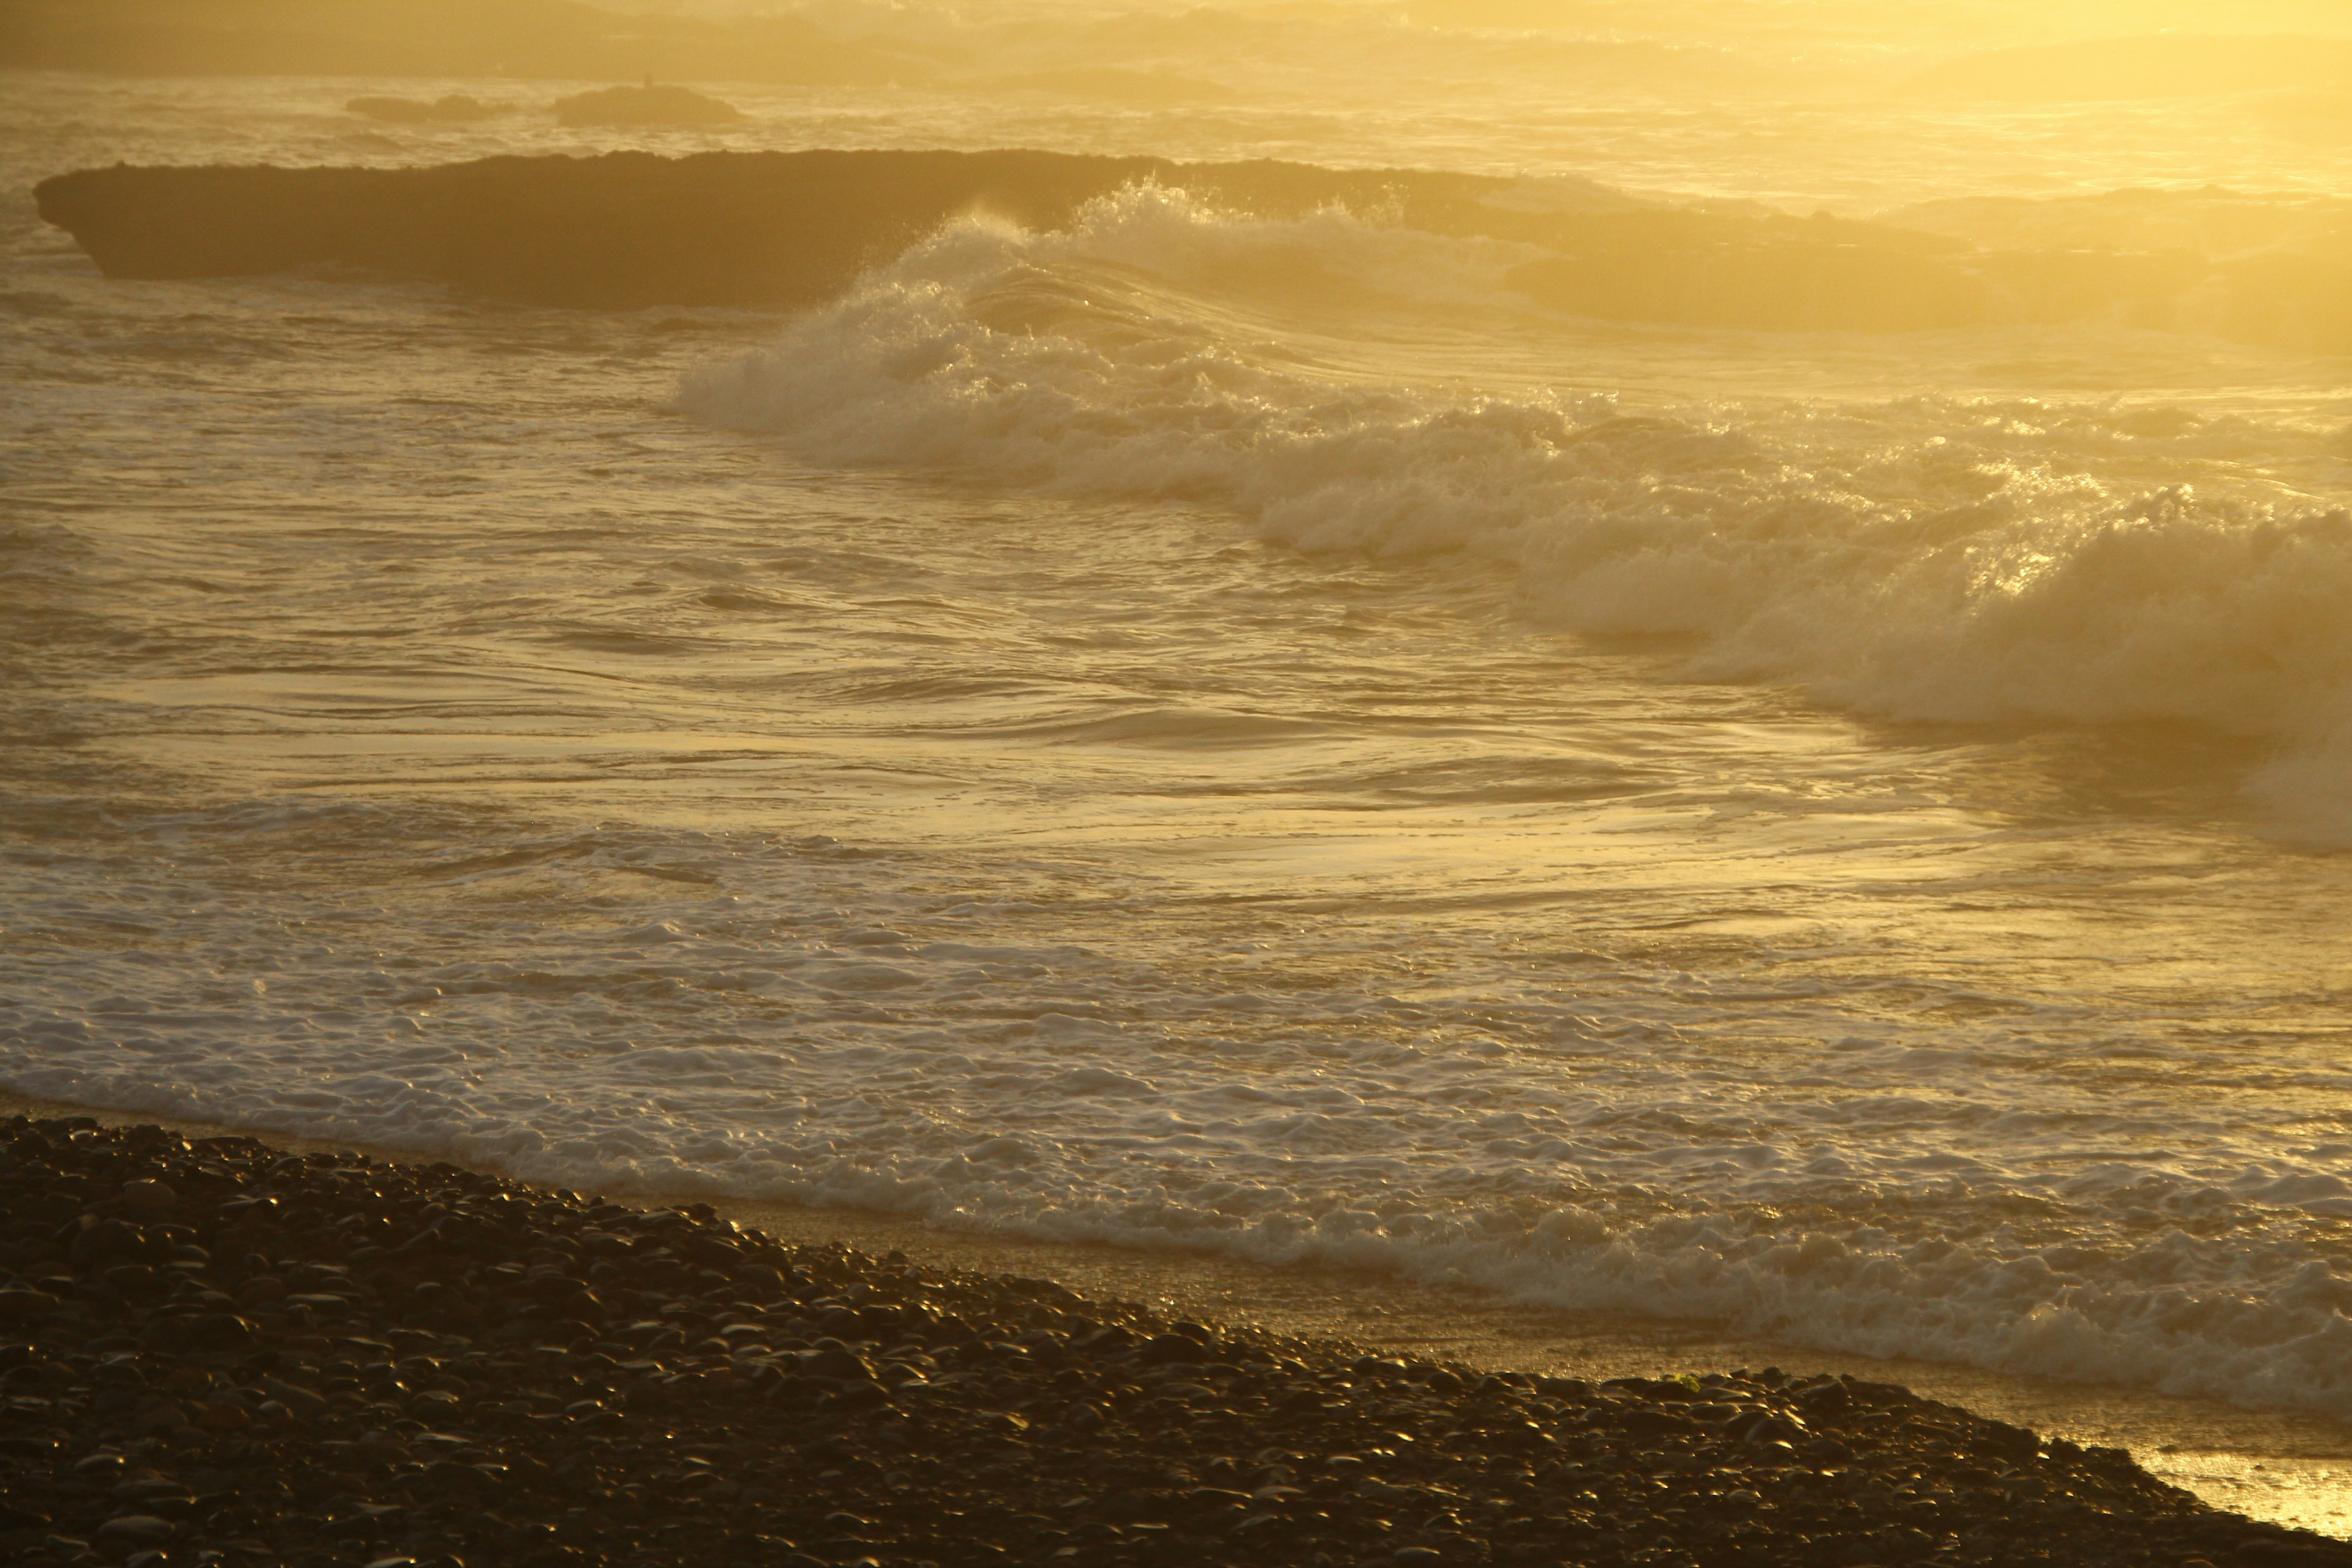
[680,187,2352,839]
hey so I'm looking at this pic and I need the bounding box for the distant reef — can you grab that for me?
[34,152,1229,311]
[551,84,744,128]
[32,150,2352,350]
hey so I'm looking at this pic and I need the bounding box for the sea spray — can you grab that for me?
[682,188,2352,833]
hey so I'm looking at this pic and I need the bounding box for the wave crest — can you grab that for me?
[680,187,2352,837]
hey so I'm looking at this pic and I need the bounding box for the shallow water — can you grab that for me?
[5,17,2352,1532]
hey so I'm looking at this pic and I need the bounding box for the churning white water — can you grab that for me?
[5,7,2352,1526]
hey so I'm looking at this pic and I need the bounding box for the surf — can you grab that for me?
[680,185,2352,840]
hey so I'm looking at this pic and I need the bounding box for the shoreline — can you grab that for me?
[9,1089,2350,1540]
[7,1108,2348,1568]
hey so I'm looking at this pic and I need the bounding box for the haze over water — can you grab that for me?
[6,0,2352,1528]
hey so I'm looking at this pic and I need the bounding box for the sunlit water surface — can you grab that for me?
[4,57,2352,1529]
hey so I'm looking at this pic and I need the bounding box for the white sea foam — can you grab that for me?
[9,801,2352,1425]
[15,69,2352,1479]
[681,188,2352,837]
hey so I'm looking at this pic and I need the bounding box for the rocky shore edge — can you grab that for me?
[1,1115,2343,1568]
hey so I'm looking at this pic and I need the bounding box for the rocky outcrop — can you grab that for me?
[11,149,1992,320]
[29,149,1649,310]
[34,151,1186,309]
[32,149,2352,350]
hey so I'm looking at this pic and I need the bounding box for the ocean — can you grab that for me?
[6,0,2352,1528]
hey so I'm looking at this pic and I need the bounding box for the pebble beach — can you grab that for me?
[6,1115,2349,1568]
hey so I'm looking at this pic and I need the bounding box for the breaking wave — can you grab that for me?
[681,186,2352,838]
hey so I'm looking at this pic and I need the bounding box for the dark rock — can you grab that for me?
[67,1222,143,1268]
[91,1515,174,1551]
[2241,1546,2344,1568]
[805,1345,873,1382]
[0,1289,62,1321]
[126,1398,187,1434]
[116,1182,176,1218]
[1137,1334,1204,1365]
[1740,1414,1805,1445]
[2,1116,2339,1568]
[260,1377,327,1420]
[236,1277,285,1306]
[30,151,2352,353]
[184,1313,254,1351]
[1796,1377,1853,1415]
